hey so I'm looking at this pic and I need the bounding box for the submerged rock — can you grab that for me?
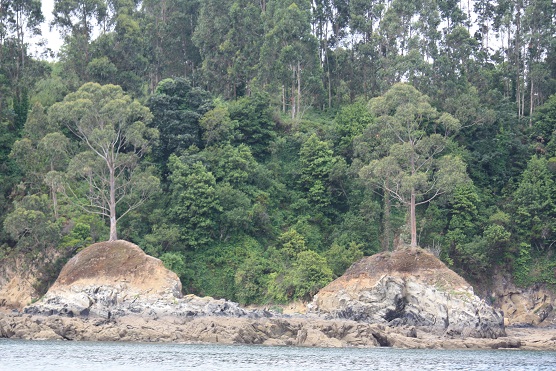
[308,247,506,339]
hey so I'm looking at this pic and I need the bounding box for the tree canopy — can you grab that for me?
[1,0,556,302]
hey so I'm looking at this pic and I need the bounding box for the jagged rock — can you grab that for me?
[488,273,556,327]
[4,311,554,350]
[308,247,506,338]
[24,240,263,320]
[0,275,35,310]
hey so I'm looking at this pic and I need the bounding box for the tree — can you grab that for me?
[228,92,276,160]
[147,77,212,173]
[512,156,556,249]
[48,82,159,241]
[299,133,337,210]
[52,0,108,80]
[260,0,323,119]
[167,156,221,249]
[359,83,467,247]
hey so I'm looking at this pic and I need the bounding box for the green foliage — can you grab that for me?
[147,78,212,172]
[266,250,332,303]
[3,194,60,253]
[160,251,188,278]
[4,0,556,304]
[299,134,337,210]
[229,92,276,159]
[168,156,221,249]
[512,156,556,249]
[513,243,532,286]
[334,102,374,159]
[324,242,364,277]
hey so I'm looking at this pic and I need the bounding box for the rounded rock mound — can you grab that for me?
[309,247,506,339]
[50,240,182,296]
[26,240,182,318]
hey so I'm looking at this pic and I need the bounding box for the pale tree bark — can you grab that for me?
[383,186,391,251]
[109,159,117,241]
[410,190,417,247]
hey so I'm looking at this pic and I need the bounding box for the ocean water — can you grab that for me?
[1,339,555,371]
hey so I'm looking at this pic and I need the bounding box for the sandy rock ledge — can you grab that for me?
[3,312,554,350]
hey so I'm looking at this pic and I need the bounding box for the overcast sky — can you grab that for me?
[29,0,63,59]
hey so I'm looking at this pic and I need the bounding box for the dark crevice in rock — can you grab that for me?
[371,332,391,347]
[384,294,407,322]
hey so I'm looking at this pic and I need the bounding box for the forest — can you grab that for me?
[1,0,555,305]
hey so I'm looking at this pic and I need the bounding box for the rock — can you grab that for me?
[9,241,518,347]
[0,275,35,310]
[7,311,553,350]
[308,247,505,338]
[489,274,556,327]
[25,240,182,318]
[24,240,266,321]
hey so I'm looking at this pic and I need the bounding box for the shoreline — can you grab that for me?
[1,312,555,351]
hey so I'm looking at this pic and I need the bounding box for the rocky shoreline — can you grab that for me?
[1,311,555,350]
[1,241,555,351]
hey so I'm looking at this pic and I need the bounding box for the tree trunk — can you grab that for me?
[297,61,301,118]
[383,187,391,251]
[291,67,296,120]
[529,77,534,127]
[282,85,286,113]
[109,162,118,241]
[410,190,417,247]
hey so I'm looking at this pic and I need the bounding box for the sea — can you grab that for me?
[1,339,555,370]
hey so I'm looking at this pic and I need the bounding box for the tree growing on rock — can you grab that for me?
[48,82,160,241]
[359,83,468,247]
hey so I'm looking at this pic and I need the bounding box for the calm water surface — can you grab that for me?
[1,339,555,370]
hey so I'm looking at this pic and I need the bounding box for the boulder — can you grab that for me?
[24,240,255,319]
[308,247,506,338]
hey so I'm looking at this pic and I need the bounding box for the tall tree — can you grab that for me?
[260,0,323,119]
[48,82,159,241]
[147,77,212,174]
[52,0,108,80]
[359,83,467,247]
[142,0,202,91]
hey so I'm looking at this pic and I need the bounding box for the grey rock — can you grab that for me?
[309,248,506,339]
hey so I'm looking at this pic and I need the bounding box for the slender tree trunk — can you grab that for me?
[409,148,417,247]
[515,4,522,119]
[529,77,534,127]
[109,161,118,241]
[383,186,391,251]
[282,85,286,113]
[410,190,417,247]
[291,67,296,120]
[297,61,301,118]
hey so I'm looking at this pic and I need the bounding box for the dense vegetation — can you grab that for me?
[1,0,556,304]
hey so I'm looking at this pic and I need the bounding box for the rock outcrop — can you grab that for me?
[25,240,255,319]
[489,274,556,327]
[2,312,545,349]
[309,247,506,338]
[0,275,35,311]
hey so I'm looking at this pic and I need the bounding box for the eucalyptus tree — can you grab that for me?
[359,83,468,247]
[52,0,108,80]
[522,0,556,124]
[0,0,43,75]
[48,82,159,241]
[142,0,202,90]
[0,0,43,128]
[260,0,323,119]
